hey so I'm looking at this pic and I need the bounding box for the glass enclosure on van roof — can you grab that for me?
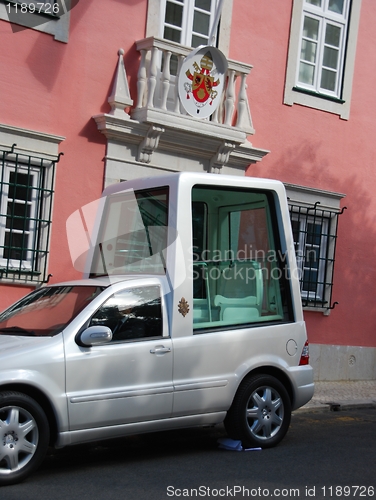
[90,181,292,328]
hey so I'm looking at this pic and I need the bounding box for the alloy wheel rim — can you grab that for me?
[0,406,39,475]
[246,386,284,440]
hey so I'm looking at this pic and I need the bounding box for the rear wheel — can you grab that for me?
[0,391,49,486]
[224,374,291,448]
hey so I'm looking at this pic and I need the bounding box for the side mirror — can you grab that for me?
[77,325,113,347]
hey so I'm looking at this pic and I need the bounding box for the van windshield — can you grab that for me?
[0,286,104,337]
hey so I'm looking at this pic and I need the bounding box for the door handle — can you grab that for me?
[150,345,171,355]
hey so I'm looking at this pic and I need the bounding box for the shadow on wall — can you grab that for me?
[262,140,376,341]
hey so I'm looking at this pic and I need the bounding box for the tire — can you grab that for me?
[224,374,291,449]
[0,391,50,486]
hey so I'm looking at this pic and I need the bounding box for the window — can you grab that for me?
[0,147,57,283]
[162,0,218,48]
[159,0,219,76]
[192,186,293,330]
[0,285,104,337]
[284,0,362,119]
[146,0,233,55]
[89,286,163,342]
[90,187,169,277]
[0,0,73,42]
[288,201,345,310]
[297,0,350,98]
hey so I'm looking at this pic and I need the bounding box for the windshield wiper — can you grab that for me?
[0,326,36,336]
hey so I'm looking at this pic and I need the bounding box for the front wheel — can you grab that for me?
[0,391,50,486]
[224,374,291,449]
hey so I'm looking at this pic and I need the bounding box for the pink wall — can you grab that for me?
[231,1,376,347]
[0,0,146,310]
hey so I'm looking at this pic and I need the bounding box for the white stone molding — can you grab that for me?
[137,125,165,163]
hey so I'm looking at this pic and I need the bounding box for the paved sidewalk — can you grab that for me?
[298,380,376,412]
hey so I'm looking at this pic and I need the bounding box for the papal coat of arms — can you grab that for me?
[178,46,227,119]
[184,52,220,109]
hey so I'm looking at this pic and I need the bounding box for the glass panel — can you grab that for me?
[303,16,319,40]
[192,34,208,47]
[303,269,318,292]
[193,10,210,36]
[91,188,169,277]
[321,68,336,90]
[305,0,322,6]
[325,24,341,47]
[323,46,339,69]
[163,26,181,43]
[8,172,32,202]
[165,1,183,27]
[301,39,317,63]
[4,231,27,261]
[0,286,104,337]
[192,186,292,329]
[195,0,211,11]
[328,0,344,15]
[305,247,320,267]
[90,286,162,342]
[6,202,31,230]
[299,62,315,85]
[306,223,322,245]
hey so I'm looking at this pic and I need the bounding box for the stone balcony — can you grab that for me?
[94,37,269,185]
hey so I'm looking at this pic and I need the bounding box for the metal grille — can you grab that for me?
[288,202,346,310]
[0,145,59,284]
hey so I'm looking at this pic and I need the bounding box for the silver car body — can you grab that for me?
[0,274,313,448]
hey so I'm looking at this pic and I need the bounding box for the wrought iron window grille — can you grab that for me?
[0,144,62,284]
[288,201,346,310]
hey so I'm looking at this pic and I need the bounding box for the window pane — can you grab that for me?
[163,26,181,43]
[192,34,208,47]
[306,223,322,245]
[193,10,210,36]
[303,269,318,292]
[305,0,322,6]
[8,172,33,201]
[192,186,292,329]
[299,62,315,85]
[301,39,317,63]
[328,0,344,15]
[4,231,27,261]
[91,188,169,276]
[165,1,183,27]
[321,68,336,90]
[90,286,162,342]
[305,247,320,267]
[325,24,341,47]
[0,286,104,337]
[303,16,319,40]
[6,202,31,230]
[195,0,211,11]
[323,46,339,69]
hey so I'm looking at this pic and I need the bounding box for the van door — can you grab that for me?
[65,284,173,430]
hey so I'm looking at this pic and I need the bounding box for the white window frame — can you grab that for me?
[285,182,346,314]
[146,0,233,56]
[0,123,64,284]
[284,0,362,119]
[0,0,72,43]
[297,1,350,99]
[160,0,218,48]
[0,162,40,270]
